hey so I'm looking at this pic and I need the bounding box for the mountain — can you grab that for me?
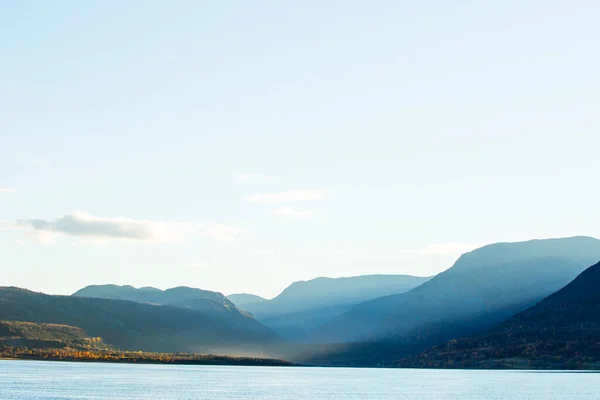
[228,275,431,341]
[227,293,268,312]
[73,285,241,315]
[0,319,295,366]
[0,287,281,356]
[307,237,600,365]
[398,260,600,369]
[259,275,432,315]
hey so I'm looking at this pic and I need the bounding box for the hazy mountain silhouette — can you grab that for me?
[227,293,268,311]
[0,287,281,355]
[229,275,431,341]
[306,237,600,364]
[398,260,600,369]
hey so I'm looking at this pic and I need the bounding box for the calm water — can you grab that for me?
[0,360,598,399]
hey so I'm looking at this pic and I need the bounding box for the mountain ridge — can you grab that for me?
[397,260,600,369]
[228,274,432,341]
[0,286,281,356]
[73,284,246,316]
[299,237,600,365]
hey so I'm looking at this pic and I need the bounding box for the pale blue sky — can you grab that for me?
[1,1,599,298]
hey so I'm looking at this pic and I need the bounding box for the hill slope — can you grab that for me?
[306,237,600,364]
[0,320,89,342]
[398,260,600,369]
[0,287,280,356]
[0,320,109,351]
[229,274,431,341]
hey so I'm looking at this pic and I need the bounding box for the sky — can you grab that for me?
[1,1,599,298]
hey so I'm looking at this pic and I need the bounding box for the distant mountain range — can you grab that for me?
[3,235,600,369]
[298,236,600,365]
[228,275,431,341]
[227,293,268,311]
[398,260,600,369]
[0,287,280,356]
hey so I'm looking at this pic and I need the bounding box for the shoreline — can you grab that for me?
[0,355,297,367]
[4,356,600,371]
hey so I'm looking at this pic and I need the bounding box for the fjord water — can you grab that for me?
[1,361,596,399]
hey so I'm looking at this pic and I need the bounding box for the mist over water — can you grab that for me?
[1,360,597,399]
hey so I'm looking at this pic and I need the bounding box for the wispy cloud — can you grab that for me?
[201,224,242,242]
[256,249,275,258]
[272,207,313,219]
[14,212,195,242]
[245,189,329,204]
[10,212,242,244]
[0,188,16,194]
[233,173,270,183]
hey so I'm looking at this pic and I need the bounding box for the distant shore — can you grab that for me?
[0,348,296,367]
[0,357,296,367]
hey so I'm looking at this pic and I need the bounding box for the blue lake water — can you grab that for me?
[0,360,598,399]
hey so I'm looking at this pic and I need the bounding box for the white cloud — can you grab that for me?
[398,243,478,255]
[233,173,270,182]
[201,224,242,242]
[14,212,195,242]
[272,207,313,219]
[0,188,16,194]
[256,249,275,258]
[245,189,329,204]
[10,212,242,244]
